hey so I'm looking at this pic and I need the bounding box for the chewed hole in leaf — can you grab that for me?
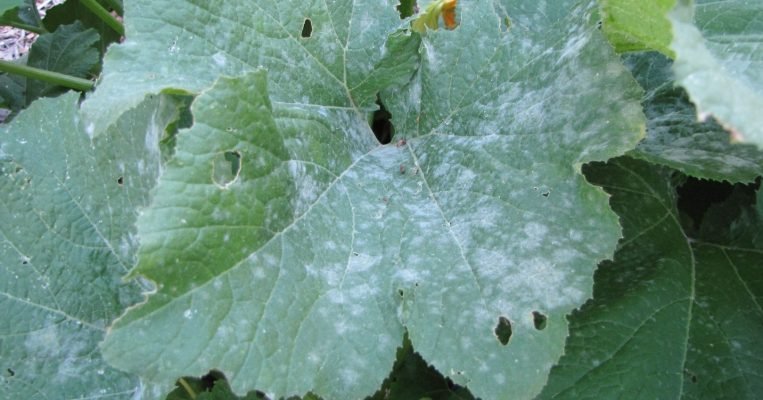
[494,316,512,345]
[212,150,241,188]
[371,93,393,144]
[301,18,312,38]
[532,311,547,330]
[396,0,417,19]
[6,368,14,377]
[117,176,123,186]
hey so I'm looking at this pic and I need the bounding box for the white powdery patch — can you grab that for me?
[25,322,89,384]
[521,221,548,251]
[287,160,327,215]
[212,52,227,67]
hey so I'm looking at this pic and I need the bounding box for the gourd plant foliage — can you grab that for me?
[1,0,762,399]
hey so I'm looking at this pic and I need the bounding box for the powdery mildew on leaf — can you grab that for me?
[625,52,763,183]
[0,93,178,399]
[99,0,645,399]
[81,0,408,136]
[670,0,763,148]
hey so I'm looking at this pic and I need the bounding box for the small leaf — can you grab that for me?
[598,0,676,56]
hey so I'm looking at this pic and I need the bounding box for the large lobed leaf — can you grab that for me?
[97,0,645,399]
[0,92,180,399]
[540,157,763,399]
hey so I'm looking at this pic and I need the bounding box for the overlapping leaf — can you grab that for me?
[598,0,675,56]
[670,0,763,148]
[540,157,763,399]
[0,22,100,114]
[0,93,180,399]
[625,52,763,183]
[98,0,645,399]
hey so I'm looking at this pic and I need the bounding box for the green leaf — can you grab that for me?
[43,0,122,56]
[598,0,676,56]
[0,0,41,31]
[540,157,763,399]
[0,92,182,398]
[0,22,99,113]
[368,336,476,400]
[99,0,645,398]
[669,0,763,148]
[0,0,24,15]
[396,0,417,19]
[625,51,763,183]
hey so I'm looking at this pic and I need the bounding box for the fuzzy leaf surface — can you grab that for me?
[98,0,645,399]
[540,157,763,399]
[0,93,179,399]
[670,0,763,147]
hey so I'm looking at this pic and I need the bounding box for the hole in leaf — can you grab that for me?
[494,316,512,345]
[371,334,477,399]
[301,18,313,38]
[398,289,404,297]
[6,368,14,377]
[371,93,394,144]
[541,191,550,197]
[212,151,242,188]
[396,0,417,19]
[676,177,735,231]
[532,311,547,330]
[691,374,698,383]
[117,176,123,186]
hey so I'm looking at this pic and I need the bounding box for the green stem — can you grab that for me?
[4,21,46,35]
[79,0,124,36]
[0,60,94,91]
[178,378,197,400]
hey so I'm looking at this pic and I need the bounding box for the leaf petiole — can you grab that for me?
[0,60,94,91]
[79,0,124,36]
